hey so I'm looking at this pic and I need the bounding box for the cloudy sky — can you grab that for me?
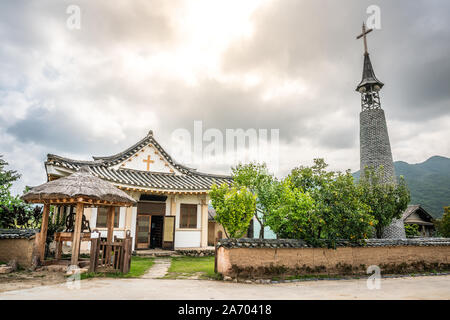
[1,0,449,194]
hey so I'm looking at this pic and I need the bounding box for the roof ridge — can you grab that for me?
[92,131,153,161]
[47,154,103,165]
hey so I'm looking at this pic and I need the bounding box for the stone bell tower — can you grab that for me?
[356,23,406,239]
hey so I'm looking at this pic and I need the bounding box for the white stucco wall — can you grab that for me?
[175,230,202,248]
[112,144,178,173]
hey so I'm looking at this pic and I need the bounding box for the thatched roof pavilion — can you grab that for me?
[22,166,136,266]
[22,166,136,205]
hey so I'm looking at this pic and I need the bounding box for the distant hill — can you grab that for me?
[353,156,450,218]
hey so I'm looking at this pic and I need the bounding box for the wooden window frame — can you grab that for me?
[96,207,120,228]
[179,204,198,229]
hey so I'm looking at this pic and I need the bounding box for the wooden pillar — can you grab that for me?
[105,206,115,264]
[70,202,85,266]
[106,206,115,243]
[200,200,208,248]
[39,203,50,262]
[89,237,100,273]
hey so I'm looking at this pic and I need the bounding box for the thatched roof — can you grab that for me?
[22,167,136,205]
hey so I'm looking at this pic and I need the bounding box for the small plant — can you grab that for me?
[405,224,420,238]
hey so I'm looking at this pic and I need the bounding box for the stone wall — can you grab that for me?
[360,108,395,181]
[216,238,450,278]
[0,237,36,268]
[360,108,406,239]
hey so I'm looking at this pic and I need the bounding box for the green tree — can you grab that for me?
[210,183,256,238]
[358,167,410,238]
[0,156,20,186]
[231,163,279,238]
[286,159,376,246]
[0,155,41,229]
[265,179,316,241]
[435,207,450,237]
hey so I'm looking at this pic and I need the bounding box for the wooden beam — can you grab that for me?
[38,203,50,262]
[70,202,85,266]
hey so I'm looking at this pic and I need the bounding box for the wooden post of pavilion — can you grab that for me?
[38,203,50,262]
[70,200,85,266]
[105,206,115,264]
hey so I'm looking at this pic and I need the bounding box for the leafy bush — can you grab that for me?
[404,224,420,238]
[358,167,410,238]
[282,159,376,247]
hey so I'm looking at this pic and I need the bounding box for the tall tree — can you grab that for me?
[358,167,410,238]
[209,183,256,238]
[231,163,279,239]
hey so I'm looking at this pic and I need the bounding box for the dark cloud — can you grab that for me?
[0,0,449,193]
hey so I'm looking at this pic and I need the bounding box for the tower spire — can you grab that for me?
[356,23,384,110]
[355,22,406,239]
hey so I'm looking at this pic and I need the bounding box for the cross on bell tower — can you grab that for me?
[356,23,384,111]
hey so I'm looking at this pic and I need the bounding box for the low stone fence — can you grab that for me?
[0,229,38,268]
[215,238,450,279]
[176,247,215,257]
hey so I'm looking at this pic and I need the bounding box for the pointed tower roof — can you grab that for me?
[356,53,384,92]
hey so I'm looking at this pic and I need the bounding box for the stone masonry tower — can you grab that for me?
[356,23,406,238]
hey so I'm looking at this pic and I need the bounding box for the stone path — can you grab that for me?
[141,258,171,279]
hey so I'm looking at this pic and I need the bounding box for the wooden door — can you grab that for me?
[162,216,175,250]
[136,215,151,249]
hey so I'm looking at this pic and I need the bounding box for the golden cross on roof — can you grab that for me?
[356,22,373,55]
[143,155,154,171]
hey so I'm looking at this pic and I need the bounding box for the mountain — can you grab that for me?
[353,156,450,218]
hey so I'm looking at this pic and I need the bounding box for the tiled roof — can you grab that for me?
[45,131,233,191]
[0,229,38,240]
[356,53,384,91]
[402,205,421,220]
[402,205,434,221]
[208,207,216,221]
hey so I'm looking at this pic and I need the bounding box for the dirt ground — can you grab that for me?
[0,269,67,293]
[1,274,449,300]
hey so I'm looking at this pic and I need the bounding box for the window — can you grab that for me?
[180,204,197,229]
[96,207,120,228]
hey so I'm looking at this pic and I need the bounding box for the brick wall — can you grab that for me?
[216,239,450,278]
[0,237,36,268]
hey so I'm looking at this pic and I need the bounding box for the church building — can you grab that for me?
[44,130,232,251]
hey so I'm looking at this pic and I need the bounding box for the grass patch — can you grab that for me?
[81,256,154,280]
[164,256,221,280]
